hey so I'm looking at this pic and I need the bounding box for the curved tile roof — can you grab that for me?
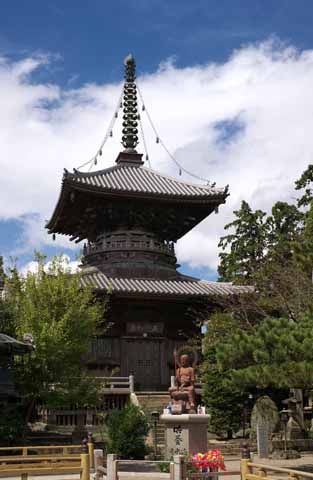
[80,271,252,298]
[67,164,227,200]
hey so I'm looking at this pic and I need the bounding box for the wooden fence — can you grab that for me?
[241,460,313,480]
[0,442,95,479]
[0,452,89,479]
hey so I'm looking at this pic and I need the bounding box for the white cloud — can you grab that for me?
[1,40,313,272]
[20,254,80,276]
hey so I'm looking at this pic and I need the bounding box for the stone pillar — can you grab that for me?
[256,422,269,458]
[160,414,209,459]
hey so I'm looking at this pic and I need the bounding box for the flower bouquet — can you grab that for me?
[191,449,226,473]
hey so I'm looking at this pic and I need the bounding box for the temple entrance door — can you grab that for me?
[121,338,165,391]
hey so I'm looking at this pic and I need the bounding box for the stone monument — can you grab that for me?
[160,348,209,458]
[251,396,279,458]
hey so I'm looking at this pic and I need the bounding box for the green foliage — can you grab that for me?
[204,172,313,428]
[295,164,313,208]
[4,253,107,416]
[106,404,149,459]
[0,404,29,446]
[216,314,313,389]
[201,313,248,437]
[218,200,268,283]
[218,200,303,284]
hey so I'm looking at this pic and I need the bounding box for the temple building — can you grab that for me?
[46,55,247,394]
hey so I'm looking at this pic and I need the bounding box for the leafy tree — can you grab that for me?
[201,313,249,438]
[218,201,269,283]
[106,404,149,459]
[5,253,107,420]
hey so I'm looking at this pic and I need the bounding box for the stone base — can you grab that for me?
[160,414,209,459]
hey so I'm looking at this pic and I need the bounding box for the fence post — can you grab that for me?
[94,449,104,480]
[241,460,250,480]
[169,462,174,480]
[107,454,118,480]
[81,453,90,480]
[129,374,135,393]
[173,455,185,480]
[88,432,95,470]
[241,443,251,480]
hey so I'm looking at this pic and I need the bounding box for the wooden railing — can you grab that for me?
[241,460,313,480]
[40,375,134,427]
[0,440,95,471]
[0,444,83,456]
[94,375,134,393]
[0,450,90,480]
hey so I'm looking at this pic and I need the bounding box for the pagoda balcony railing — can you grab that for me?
[83,239,175,257]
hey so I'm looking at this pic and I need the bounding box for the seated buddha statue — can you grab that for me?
[169,353,196,414]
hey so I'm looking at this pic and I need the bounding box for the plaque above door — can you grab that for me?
[126,321,164,336]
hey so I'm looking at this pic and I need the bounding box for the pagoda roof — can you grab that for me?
[80,270,252,299]
[46,159,228,241]
[65,163,227,200]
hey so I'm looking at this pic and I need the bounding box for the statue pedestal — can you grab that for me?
[160,414,209,458]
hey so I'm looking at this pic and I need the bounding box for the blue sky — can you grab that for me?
[1,0,313,278]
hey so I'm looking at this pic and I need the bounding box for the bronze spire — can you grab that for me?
[122,54,139,152]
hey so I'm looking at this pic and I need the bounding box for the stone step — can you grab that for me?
[136,394,169,452]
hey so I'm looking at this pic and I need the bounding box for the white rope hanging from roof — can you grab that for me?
[76,87,124,172]
[136,83,211,185]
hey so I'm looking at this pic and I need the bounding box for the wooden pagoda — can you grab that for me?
[46,55,247,392]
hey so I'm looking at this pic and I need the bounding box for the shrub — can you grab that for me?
[106,403,149,459]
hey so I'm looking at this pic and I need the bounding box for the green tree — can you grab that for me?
[218,201,269,283]
[295,164,313,208]
[6,253,107,420]
[201,313,248,438]
[216,314,313,390]
[106,404,149,459]
[266,201,303,259]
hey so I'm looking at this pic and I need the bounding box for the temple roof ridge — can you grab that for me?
[67,160,227,198]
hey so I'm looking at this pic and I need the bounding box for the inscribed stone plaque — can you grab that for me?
[257,423,269,458]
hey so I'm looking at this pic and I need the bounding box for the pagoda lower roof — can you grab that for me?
[66,164,226,200]
[80,271,252,299]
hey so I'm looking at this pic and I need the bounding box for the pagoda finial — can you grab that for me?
[122,54,139,152]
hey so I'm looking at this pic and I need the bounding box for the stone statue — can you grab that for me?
[169,353,196,414]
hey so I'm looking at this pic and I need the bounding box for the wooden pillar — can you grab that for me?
[88,432,95,470]
[81,453,90,480]
[241,459,251,480]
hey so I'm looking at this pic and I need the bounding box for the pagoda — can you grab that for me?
[47,55,245,391]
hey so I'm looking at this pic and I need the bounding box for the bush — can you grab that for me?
[0,404,29,446]
[106,403,149,459]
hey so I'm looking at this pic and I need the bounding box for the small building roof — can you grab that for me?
[0,334,33,355]
[80,270,252,299]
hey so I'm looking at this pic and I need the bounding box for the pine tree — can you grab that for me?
[218,201,269,283]
[216,314,313,390]
[201,313,248,437]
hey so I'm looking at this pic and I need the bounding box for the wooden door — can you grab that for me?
[121,338,164,390]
